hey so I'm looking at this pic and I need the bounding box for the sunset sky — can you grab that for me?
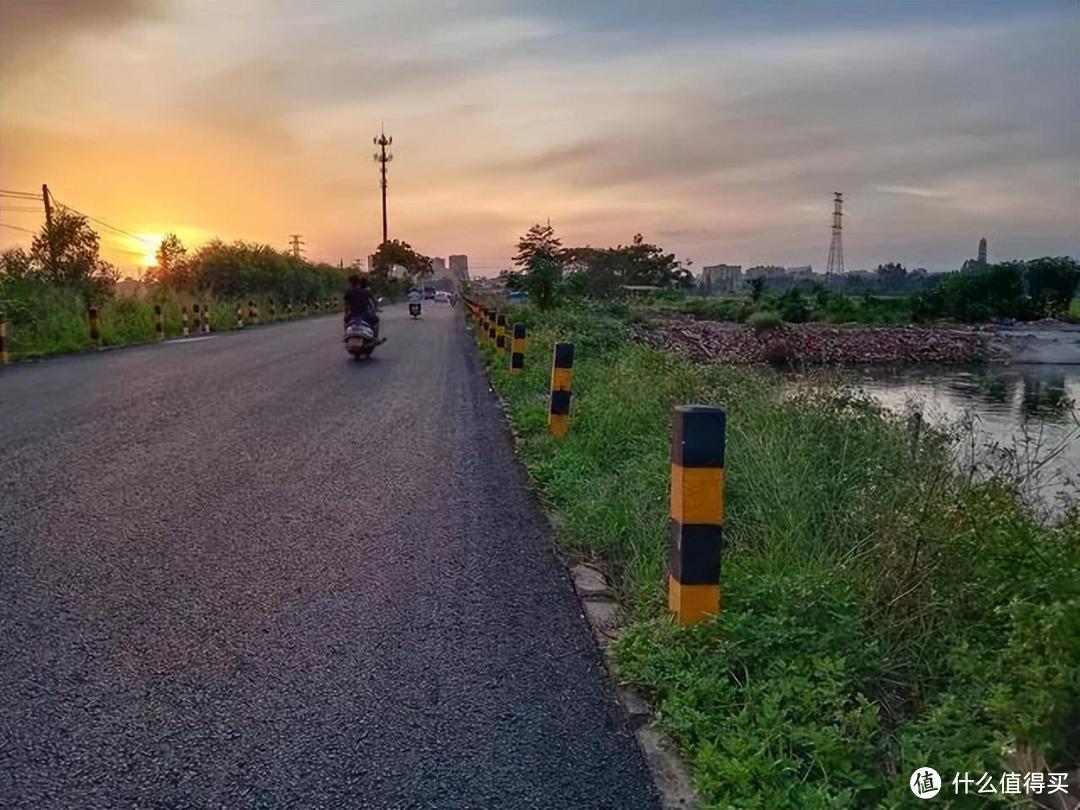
[1,0,1078,277]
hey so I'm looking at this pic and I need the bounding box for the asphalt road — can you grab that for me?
[0,303,659,809]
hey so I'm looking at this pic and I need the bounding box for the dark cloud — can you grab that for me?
[0,0,161,74]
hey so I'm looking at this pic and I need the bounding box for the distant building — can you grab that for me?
[448,255,470,283]
[745,265,786,281]
[432,257,447,276]
[978,238,987,265]
[786,265,814,278]
[699,264,742,294]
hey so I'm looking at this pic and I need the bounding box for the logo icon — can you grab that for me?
[910,768,941,799]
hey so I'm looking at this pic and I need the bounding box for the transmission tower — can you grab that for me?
[373,126,393,245]
[288,234,305,258]
[825,192,844,281]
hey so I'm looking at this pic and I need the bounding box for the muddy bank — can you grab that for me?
[988,321,1080,364]
[637,320,992,365]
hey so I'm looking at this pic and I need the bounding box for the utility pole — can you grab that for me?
[288,234,304,258]
[42,184,58,273]
[825,192,844,283]
[373,126,393,246]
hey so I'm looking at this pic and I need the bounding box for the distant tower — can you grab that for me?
[825,192,844,280]
[978,237,987,265]
[373,126,393,246]
[288,234,304,258]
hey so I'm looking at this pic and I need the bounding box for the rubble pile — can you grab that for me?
[636,321,991,366]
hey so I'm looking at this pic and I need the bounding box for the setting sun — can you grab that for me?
[135,233,163,268]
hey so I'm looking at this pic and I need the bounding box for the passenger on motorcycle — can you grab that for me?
[344,275,381,342]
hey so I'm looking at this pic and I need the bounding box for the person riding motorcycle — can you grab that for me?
[407,287,422,305]
[344,274,381,343]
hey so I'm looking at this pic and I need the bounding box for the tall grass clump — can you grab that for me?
[473,301,1080,808]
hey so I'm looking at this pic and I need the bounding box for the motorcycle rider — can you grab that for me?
[407,286,422,315]
[344,274,381,343]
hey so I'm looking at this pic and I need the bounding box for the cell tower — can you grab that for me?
[825,192,844,280]
[373,126,393,246]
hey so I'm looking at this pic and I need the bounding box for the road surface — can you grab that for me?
[0,303,659,809]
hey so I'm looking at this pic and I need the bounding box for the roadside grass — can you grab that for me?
[0,277,341,360]
[472,301,1080,808]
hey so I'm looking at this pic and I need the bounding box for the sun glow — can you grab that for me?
[133,233,163,267]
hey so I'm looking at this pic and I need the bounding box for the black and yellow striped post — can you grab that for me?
[0,307,8,365]
[192,303,200,333]
[154,304,164,340]
[486,309,496,344]
[268,300,276,320]
[548,342,574,438]
[286,300,293,318]
[248,300,258,324]
[668,405,726,625]
[509,323,526,373]
[302,301,309,317]
[201,302,210,334]
[236,304,244,328]
[495,314,507,352]
[181,305,190,337]
[88,306,101,347]
[314,299,321,313]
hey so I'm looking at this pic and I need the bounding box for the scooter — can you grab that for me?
[344,318,377,359]
[409,301,422,319]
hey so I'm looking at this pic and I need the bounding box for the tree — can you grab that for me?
[1024,257,1079,317]
[151,233,192,288]
[561,233,683,299]
[0,247,35,279]
[30,207,116,297]
[527,254,561,311]
[749,277,765,303]
[513,222,563,271]
[370,239,433,283]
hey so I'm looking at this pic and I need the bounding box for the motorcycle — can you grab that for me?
[344,318,377,359]
[409,301,422,319]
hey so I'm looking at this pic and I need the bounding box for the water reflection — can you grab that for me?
[844,364,1079,518]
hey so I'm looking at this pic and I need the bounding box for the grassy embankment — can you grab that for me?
[0,278,342,361]
[471,301,1079,808]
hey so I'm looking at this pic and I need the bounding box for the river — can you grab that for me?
[847,364,1079,519]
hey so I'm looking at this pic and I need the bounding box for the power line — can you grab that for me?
[0,205,44,213]
[0,222,37,234]
[50,196,154,245]
[0,189,40,199]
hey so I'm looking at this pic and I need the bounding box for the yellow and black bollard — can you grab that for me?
[269,300,276,320]
[487,309,496,344]
[202,303,210,334]
[248,300,258,324]
[314,299,321,313]
[509,323,526,373]
[181,305,190,337]
[236,304,244,328]
[88,306,101,347]
[192,303,200,333]
[668,405,726,625]
[496,314,507,352]
[548,342,574,438]
[0,307,8,365]
[286,300,293,318]
[154,304,164,339]
[302,301,309,317]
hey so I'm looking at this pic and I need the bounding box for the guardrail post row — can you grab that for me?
[0,307,8,364]
[496,313,507,351]
[548,342,574,438]
[668,405,726,625]
[510,323,526,373]
[202,303,210,333]
[181,305,190,337]
[88,306,101,347]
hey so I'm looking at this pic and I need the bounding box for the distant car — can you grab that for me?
[506,290,529,302]
[423,286,436,300]
[434,291,451,303]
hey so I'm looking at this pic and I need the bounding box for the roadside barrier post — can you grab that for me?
[496,314,507,351]
[202,303,210,334]
[248,300,257,324]
[192,303,200,334]
[314,300,321,313]
[668,405,726,625]
[286,300,293,318]
[236,304,243,328]
[487,309,496,344]
[154,304,164,340]
[0,307,8,364]
[548,342,574,438]
[181,305,190,337]
[302,301,308,317]
[88,306,101,347]
[269,300,276,320]
[510,323,526,373]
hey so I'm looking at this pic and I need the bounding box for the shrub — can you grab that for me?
[747,310,782,333]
